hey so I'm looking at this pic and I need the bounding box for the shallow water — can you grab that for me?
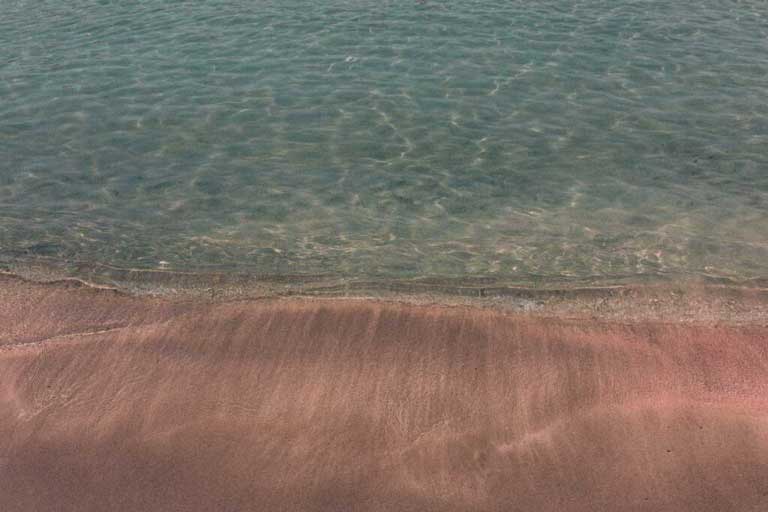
[2,0,768,284]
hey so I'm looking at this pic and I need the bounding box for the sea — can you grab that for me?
[2,0,767,290]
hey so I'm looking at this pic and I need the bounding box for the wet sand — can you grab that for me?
[1,273,767,511]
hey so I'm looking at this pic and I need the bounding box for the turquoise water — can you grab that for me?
[2,1,768,284]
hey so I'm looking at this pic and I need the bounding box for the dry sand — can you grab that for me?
[1,273,767,511]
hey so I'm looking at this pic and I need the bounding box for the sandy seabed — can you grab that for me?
[1,273,767,511]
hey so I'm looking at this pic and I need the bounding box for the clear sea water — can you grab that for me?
[2,0,767,285]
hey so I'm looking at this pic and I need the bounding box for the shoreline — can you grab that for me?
[3,259,768,325]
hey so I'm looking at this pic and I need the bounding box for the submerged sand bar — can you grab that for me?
[1,273,767,511]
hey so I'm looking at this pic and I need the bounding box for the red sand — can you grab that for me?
[1,275,767,511]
